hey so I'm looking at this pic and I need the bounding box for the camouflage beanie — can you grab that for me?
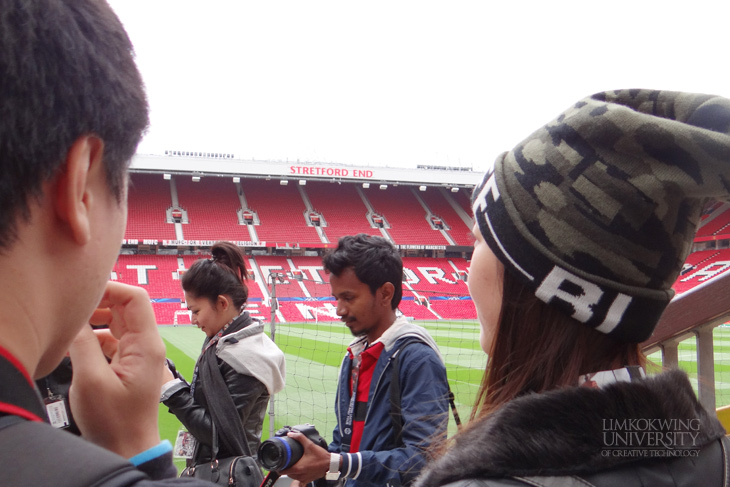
[472,89,730,343]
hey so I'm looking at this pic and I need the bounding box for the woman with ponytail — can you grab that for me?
[160,241,285,469]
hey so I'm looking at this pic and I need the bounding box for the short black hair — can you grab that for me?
[0,0,149,248]
[323,234,403,309]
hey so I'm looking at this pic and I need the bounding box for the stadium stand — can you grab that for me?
[673,249,730,295]
[428,297,480,320]
[125,173,177,241]
[114,254,185,324]
[156,303,190,326]
[115,254,182,298]
[112,252,477,323]
[124,173,475,246]
[239,179,321,246]
[362,185,451,245]
[398,294,441,320]
[450,187,473,216]
[682,249,722,269]
[252,255,314,296]
[304,181,381,243]
[403,257,470,294]
[121,172,730,327]
[175,176,251,241]
[114,244,730,325]
[696,204,730,239]
[286,256,334,298]
[417,188,474,246]
[252,255,337,322]
[701,201,725,221]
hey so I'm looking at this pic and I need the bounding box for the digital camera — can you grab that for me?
[257,424,327,471]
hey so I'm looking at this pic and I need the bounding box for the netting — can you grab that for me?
[263,272,484,439]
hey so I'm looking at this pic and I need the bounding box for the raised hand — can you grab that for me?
[69,281,164,458]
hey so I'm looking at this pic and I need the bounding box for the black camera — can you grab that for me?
[165,358,187,383]
[257,424,327,471]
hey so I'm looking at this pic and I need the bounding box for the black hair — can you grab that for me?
[0,0,149,248]
[182,241,249,309]
[322,233,403,309]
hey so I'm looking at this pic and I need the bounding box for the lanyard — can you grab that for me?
[0,348,46,422]
[340,351,362,453]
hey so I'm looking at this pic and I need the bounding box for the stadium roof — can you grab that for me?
[130,153,484,187]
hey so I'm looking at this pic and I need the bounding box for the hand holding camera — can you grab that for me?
[258,424,327,471]
[163,357,188,383]
[258,424,332,486]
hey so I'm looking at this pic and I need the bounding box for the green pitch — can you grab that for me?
[158,322,730,473]
[645,324,730,406]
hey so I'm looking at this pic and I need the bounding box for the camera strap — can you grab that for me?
[189,310,243,396]
[261,470,281,487]
[200,313,255,459]
[341,352,362,453]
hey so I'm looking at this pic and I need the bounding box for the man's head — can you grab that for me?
[323,234,403,340]
[0,0,148,378]
[0,0,149,249]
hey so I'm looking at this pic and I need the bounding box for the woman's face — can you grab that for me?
[185,292,230,338]
[469,224,504,354]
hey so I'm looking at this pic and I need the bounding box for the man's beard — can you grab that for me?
[345,318,367,338]
[350,328,367,337]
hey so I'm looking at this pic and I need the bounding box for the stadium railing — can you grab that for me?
[643,271,730,411]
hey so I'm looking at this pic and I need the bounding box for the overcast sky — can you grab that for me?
[107,1,730,172]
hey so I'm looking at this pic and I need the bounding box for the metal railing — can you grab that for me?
[642,271,730,411]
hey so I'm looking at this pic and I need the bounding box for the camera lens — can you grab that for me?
[258,437,304,471]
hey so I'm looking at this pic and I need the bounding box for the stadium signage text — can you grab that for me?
[121,240,268,247]
[123,239,159,245]
[161,240,268,247]
[396,245,447,250]
[289,165,374,179]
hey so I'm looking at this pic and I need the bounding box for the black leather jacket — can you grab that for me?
[163,359,269,464]
[162,315,272,464]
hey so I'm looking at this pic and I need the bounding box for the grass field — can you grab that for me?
[646,324,730,405]
[158,321,730,472]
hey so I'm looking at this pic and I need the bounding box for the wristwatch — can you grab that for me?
[326,453,341,481]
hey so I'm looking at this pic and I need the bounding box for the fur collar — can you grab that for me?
[416,370,725,486]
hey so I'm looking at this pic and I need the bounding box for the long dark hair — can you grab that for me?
[182,241,249,308]
[470,268,645,421]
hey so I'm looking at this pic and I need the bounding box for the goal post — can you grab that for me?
[173,309,190,326]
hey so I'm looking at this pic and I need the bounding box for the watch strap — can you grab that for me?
[326,452,340,480]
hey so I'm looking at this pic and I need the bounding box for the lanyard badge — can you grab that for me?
[43,389,70,429]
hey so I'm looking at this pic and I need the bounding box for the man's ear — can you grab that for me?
[54,135,105,246]
[379,282,395,308]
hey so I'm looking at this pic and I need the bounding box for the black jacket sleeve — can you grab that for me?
[162,359,268,449]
